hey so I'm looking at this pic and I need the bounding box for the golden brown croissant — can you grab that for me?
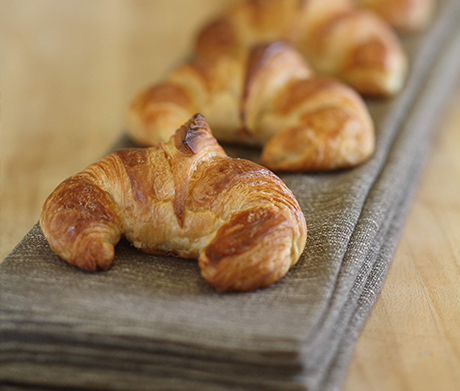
[357,0,434,31]
[129,42,375,172]
[40,114,307,292]
[195,0,407,96]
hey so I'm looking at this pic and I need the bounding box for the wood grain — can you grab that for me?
[344,78,460,391]
[1,1,459,390]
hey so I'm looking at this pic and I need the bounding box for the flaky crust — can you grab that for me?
[195,0,407,97]
[40,114,307,292]
[129,42,374,172]
[357,0,435,31]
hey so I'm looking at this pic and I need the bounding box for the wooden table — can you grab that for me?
[1,1,459,390]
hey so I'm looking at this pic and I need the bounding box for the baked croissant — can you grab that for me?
[129,42,375,172]
[40,114,307,292]
[357,0,434,31]
[195,0,407,96]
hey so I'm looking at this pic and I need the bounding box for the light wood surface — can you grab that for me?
[1,1,459,390]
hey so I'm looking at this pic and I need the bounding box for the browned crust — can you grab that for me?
[40,174,122,271]
[306,9,360,54]
[41,115,307,291]
[167,114,225,226]
[200,206,294,292]
[112,149,150,203]
[259,71,375,171]
[344,38,388,72]
[195,17,237,58]
[129,41,374,172]
[273,76,340,114]
[192,0,407,97]
[240,42,293,129]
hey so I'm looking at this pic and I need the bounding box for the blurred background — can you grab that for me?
[1,1,459,390]
[0,0,227,259]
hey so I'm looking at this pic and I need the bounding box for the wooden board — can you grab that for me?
[1,1,459,389]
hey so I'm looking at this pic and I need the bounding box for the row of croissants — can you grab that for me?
[40,0,434,291]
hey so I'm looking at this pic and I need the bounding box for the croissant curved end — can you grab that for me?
[39,219,121,272]
[199,205,306,292]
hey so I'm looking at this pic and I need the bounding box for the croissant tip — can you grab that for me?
[192,112,205,120]
[173,113,215,155]
[190,113,211,132]
[183,113,210,132]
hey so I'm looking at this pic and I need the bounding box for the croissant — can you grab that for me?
[40,114,307,292]
[129,42,375,172]
[357,0,434,31]
[195,0,407,96]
